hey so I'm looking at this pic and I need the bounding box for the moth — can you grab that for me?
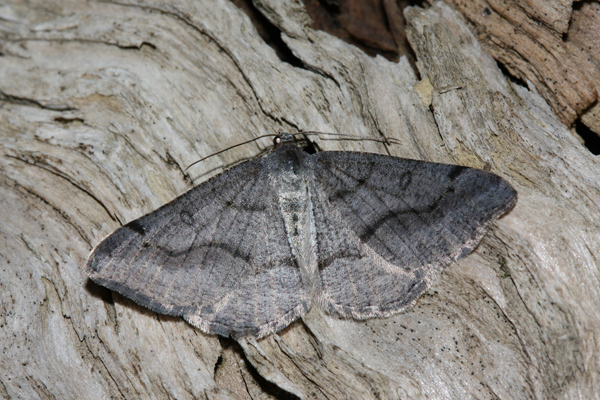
[86,132,517,339]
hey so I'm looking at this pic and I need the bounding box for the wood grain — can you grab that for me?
[1,1,598,398]
[439,0,600,127]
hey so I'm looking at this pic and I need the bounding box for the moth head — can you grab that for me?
[274,132,297,146]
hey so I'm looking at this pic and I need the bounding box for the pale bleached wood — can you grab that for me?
[1,1,598,399]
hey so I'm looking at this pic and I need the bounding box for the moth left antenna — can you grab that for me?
[185,133,277,172]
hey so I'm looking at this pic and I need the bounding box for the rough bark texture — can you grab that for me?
[1,1,599,399]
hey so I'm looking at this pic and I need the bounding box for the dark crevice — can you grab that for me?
[0,90,76,111]
[213,354,223,377]
[230,0,305,68]
[117,41,157,51]
[230,0,425,71]
[575,118,600,155]
[302,0,423,68]
[496,61,529,89]
[219,338,302,400]
[54,116,84,124]
[301,137,319,154]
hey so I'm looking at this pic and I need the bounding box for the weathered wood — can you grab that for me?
[1,1,598,399]
[439,0,599,127]
[568,1,600,137]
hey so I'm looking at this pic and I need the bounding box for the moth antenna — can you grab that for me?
[297,131,402,145]
[185,133,278,172]
[185,131,402,172]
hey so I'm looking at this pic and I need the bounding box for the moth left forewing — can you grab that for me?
[87,155,312,338]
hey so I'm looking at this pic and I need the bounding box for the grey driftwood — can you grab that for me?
[1,1,599,399]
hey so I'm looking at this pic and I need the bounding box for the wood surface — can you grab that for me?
[439,0,600,128]
[1,1,599,399]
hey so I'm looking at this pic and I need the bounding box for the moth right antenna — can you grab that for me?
[297,131,402,145]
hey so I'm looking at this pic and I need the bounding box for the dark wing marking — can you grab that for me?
[86,158,310,338]
[310,151,516,317]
